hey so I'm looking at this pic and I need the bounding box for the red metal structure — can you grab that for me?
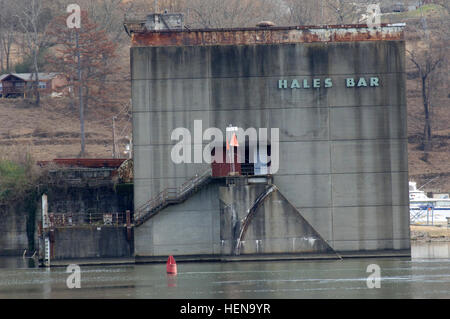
[211,146,241,178]
[166,255,177,275]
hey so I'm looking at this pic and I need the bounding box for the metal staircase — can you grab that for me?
[133,168,213,227]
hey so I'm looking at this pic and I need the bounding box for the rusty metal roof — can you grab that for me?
[38,158,127,169]
[125,23,405,47]
[0,73,59,82]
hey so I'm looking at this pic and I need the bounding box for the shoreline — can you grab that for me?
[3,226,448,267]
[410,225,450,242]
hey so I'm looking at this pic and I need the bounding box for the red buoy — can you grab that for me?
[166,255,177,275]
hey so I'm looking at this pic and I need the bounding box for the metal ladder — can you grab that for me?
[133,168,213,226]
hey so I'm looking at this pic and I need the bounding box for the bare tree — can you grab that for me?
[15,0,52,106]
[406,2,448,151]
[47,11,118,156]
[433,0,450,13]
[284,0,322,25]
[185,0,284,28]
[325,0,362,24]
[72,0,136,42]
[0,0,17,72]
[0,38,3,71]
[125,0,285,29]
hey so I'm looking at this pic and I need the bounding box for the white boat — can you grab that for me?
[409,181,450,225]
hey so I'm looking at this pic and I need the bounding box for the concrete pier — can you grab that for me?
[128,22,409,259]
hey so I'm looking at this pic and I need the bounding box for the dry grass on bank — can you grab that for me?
[411,225,450,241]
[0,97,131,160]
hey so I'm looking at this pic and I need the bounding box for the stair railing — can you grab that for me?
[134,168,212,226]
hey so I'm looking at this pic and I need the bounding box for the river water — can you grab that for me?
[0,242,449,299]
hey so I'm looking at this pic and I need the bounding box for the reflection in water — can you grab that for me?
[0,257,38,269]
[42,268,52,299]
[412,242,450,259]
[167,274,177,288]
[0,242,449,299]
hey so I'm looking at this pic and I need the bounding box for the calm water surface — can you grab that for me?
[1,242,449,299]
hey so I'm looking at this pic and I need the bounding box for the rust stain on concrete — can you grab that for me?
[127,24,404,47]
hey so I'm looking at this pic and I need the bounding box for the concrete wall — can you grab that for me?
[51,227,133,260]
[46,168,133,215]
[0,203,37,256]
[132,33,409,255]
[134,177,336,258]
[219,180,336,256]
[0,168,134,259]
[134,180,222,256]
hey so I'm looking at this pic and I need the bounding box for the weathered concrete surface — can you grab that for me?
[0,167,134,259]
[51,227,133,260]
[134,179,221,256]
[45,257,135,267]
[132,25,409,256]
[0,204,38,256]
[129,24,404,47]
[219,182,337,256]
[134,177,338,258]
[45,168,133,215]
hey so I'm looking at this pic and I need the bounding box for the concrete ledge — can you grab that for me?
[136,250,411,263]
[337,249,411,258]
[42,249,412,267]
[42,257,135,268]
[136,253,339,264]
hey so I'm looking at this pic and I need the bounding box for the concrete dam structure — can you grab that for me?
[126,16,410,261]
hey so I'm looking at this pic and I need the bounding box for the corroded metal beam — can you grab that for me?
[128,24,405,47]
